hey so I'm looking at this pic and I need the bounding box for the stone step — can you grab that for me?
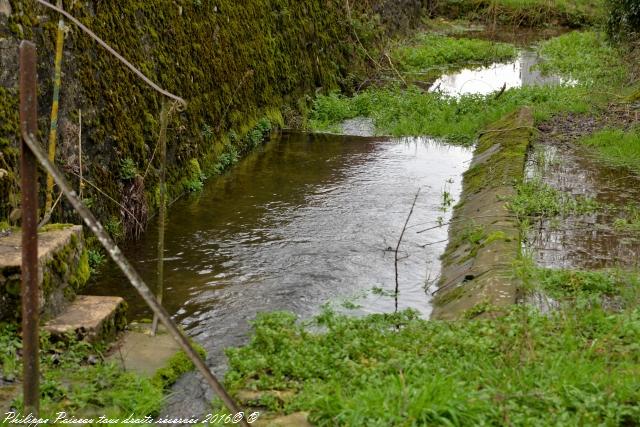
[44,295,127,342]
[0,224,90,322]
[107,323,182,377]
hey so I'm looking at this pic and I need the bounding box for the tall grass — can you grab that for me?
[310,31,628,143]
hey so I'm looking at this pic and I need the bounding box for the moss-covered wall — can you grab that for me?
[0,0,431,237]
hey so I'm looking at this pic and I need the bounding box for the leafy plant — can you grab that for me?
[119,158,138,180]
[88,248,106,273]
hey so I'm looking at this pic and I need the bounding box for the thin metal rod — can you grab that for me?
[151,101,169,336]
[19,40,40,417]
[34,0,186,107]
[44,0,65,214]
[20,131,247,425]
[78,109,83,199]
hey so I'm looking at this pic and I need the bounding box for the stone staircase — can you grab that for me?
[0,224,126,341]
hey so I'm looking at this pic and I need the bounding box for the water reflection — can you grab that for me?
[430,51,571,97]
[89,132,472,355]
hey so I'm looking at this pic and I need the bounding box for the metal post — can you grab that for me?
[19,40,40,416]
[151,100,168,336]
[20,133,248,426]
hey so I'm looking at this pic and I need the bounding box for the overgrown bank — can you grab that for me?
[0,0,435,237]
[221,3,640,425]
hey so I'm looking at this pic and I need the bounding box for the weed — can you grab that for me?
[310,32,624,142]
[508,179,599,219]
[0,325,164,417]
[104,216,124,241]
[393,34,517,73]
[88,248,106,273]
[119,158,138,180]
[201,124,215,142]
[579,127,640,174]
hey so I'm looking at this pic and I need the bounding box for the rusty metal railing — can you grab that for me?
[18,36,247,425]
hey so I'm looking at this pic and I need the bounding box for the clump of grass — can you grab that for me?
[579,127,640,174]
[536,31,629,85]
[508,179,599,219]
[225,307,640,425]
[393,34,517,72]
[614,203,640,232]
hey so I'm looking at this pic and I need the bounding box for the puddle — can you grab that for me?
[525,141,640,270]
[430,50,571,97]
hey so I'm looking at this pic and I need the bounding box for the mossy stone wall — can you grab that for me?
[0,0,431,235]
[0,225,90,321]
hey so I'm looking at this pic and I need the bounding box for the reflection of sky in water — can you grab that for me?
[430,51,573,97]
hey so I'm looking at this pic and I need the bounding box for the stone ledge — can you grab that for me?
[44,295,127,342]
[0,224,89,321]
[432,108,534,320]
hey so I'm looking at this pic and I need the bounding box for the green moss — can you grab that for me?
[152,343,207,390]
[433,284,468,307]
[182,159,205,192]
[69,248,91,291]
[39,223,75,232]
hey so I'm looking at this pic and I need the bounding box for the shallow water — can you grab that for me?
[430,50,569,97]
[89,132,471,351]
[525,142,640,270]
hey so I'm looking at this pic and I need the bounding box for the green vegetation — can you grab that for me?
[525,267,640,307]
[0,324,164,417]
[536,31,628,84]
[393,34,517,73]
[437,0,606,27]
[606,0,640,41]
[225,307,640,425]
[88,248,106,274]
[119,158,138,181]
[152,345,206,390]
[578,128,640,174]
[311,31,624,143]
[183,159,205,192]
[508,179,599,219]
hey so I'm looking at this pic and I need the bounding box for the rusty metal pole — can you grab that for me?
[151,100,168,336]
[20,134,249,427]
[19,40,40,417]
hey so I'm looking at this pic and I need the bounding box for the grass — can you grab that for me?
[0,323,165,419]
[536,31,629,85]
[442,0,606,27]
[530,267,640,307]
[311,31,624,143]
[225,307,640,426]
[392,34,517,73]
[508,179,599,219]
[578,127,640,174]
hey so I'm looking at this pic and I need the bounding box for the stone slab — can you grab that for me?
[432,108,534,320]
[44,295,126,342]
[107,323,181,377]
[0,225,82,269]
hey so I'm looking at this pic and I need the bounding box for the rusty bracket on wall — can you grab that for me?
[18,41,247,425]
